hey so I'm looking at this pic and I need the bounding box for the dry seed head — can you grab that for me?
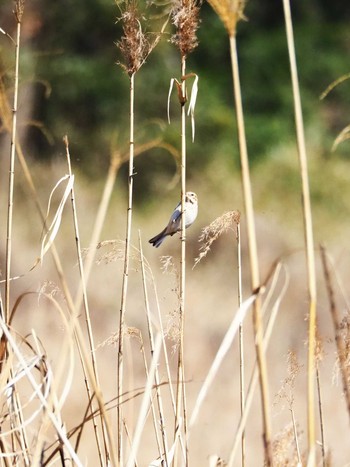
[171,0,201,58]
[271,423,303,466]
[116,1,153,76]
[207,0,246,37]
[274,350,302,409]
[15,0,25,23]
[194,210,240,267]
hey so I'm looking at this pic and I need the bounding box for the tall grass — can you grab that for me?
[169,1,200,464]
[282,1,317,463]
[1,1,350,466]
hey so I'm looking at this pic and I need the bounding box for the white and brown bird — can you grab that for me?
[149,192,198,248]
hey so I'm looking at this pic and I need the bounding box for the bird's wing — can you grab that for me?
[165,202,182,233]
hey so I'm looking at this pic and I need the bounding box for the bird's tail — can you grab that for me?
[149,228,167,248]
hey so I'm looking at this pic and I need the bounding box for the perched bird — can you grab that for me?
[149,192,198,248]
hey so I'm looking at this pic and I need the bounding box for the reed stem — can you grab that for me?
[282,1,317,461]
[229,33,273,466]
[5,4,22,324]
[174,53,188,467]
[118,71,135,465]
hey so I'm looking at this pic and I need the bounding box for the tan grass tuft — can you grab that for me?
[274,350,302,410]
[271,423,303,466]
[207,0,246,37]
[171,0,201,58]
[194,210,241,268]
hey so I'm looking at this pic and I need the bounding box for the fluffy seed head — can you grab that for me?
[171,0,201,58]
[116,1,152,76]
[207,0,246,37]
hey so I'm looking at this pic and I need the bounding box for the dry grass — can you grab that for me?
[1,2,350,466]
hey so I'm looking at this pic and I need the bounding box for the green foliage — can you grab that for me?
[1,1,350,184]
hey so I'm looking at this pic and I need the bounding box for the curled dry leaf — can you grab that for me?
[167,73,199,141]
[40,174,74,264]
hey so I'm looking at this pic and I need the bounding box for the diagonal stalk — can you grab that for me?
[229,34,273,465]
[64,137,108,466]
[117,71,135,465]
[282,1,317,462]
[139,232,170,466]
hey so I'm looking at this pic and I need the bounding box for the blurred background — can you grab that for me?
[1,0,350,465]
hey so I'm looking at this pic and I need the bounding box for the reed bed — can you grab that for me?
[0,1,349,466]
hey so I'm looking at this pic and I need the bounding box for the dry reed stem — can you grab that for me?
[74,137,171,308]
[228,263,289,466]
[126,334,162,467]
[193,210,246,464]
[187,291,261,444]
[320,246,350,421]
[64,136,108,465]
[151,261,188,459]
[0,42,116,467]
[5,0,23,324]
[3,6,32,462]
[126,326,163,463]
[170,1,201,463]
[236,222,246,466]
[0,310,82,465]
[169,51,189,465]
[116,1,164,459]
[229,32,273,467]
[208,1,272,462]
[139,232,170,466]
[316,365,326,467]
[282,1,317,462]
[117,68,134,465]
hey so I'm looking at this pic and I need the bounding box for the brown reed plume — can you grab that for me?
[117,1,154,76]
[171,0,201,58]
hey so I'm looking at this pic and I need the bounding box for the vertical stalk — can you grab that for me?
[282,0,317,462]
[236,223,245,466]
[5,8,22,324]
[118,71,135,465]
[229,34,273,465]
[3,9,31,462]
[174,54,188,466]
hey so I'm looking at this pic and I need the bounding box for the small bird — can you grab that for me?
[149,192,198,248]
